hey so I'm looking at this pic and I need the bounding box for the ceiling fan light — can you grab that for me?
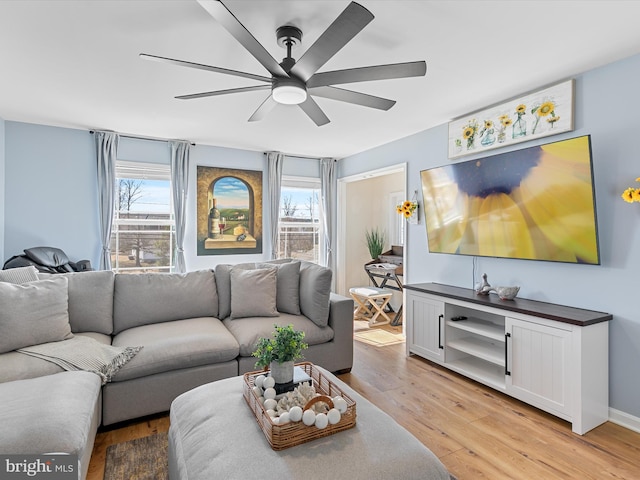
[272,85,307,105]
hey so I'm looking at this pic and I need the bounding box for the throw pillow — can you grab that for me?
[257,261,301,315]
[299,262,333,327]
[0,266,39,284]
[229,267,279,319]
[215,262,255,319]
[0,276,73,354]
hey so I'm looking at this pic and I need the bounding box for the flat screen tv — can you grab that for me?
[420,135,600,264]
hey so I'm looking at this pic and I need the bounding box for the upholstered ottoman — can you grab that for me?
[0,371,102,480]
[169,366,452,480]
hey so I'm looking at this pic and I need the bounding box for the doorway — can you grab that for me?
[336,163,407,312]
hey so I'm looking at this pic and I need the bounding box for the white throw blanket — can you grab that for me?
[18,336,142,385]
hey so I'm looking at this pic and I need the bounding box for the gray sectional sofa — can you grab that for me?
[0,260,354,480]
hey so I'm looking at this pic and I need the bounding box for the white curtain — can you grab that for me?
[320,158,337,283]
[170,140,191,273]
[95,131,119,271]
[267,152,284,259]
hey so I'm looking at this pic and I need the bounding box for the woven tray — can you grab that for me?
[243,362,357,450]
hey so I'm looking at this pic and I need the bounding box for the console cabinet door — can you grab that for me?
[505,316,572,419]
[405,291,445,363]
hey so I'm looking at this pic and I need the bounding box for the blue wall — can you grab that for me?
[340,54,640,418]
[2,124,320,271]
[4,123,100,264]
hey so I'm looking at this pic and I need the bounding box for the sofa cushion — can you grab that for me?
[214,262,255,319]
[299,262,333,327]
[0,276,73,354]
[0,265,39,284]
[113,270,218,334]
[65,270,115,335]
[111,317,239,382]
[223,313,334,357]
[0,371,102,479]
[230,267,279,319]
[257,260,301,315]
[0,333,111,384]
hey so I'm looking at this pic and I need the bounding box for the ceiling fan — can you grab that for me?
[140,0,427,126]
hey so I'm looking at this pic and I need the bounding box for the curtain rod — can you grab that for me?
[89,130,195,146]
[264,151,337,161]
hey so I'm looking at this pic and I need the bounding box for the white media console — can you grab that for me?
[404,283,612,435]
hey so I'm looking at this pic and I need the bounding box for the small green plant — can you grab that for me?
[252,324,308,369]
[365,227,385,259]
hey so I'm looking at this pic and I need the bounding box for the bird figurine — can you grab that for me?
[475,273,492,295]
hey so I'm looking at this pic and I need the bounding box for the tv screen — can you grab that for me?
[420,135,600,264]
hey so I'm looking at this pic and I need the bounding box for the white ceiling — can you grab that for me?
[1,1,640,159]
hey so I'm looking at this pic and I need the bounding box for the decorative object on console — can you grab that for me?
[621,177,640,203]
[494,285,520,300]
[475,273,492,295]
[447,79,574,159]
[364,227,386,260]
[252,324,308,384]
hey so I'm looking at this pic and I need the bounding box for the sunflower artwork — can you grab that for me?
[421,135,600,265]
[448,80,574,159]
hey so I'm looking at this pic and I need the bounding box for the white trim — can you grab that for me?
[609,408,640,434]
[339,164,405,184]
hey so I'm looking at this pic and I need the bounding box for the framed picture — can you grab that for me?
[196,166,263,255]
[448,79,574,159]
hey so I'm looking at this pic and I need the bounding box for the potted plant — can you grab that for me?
[252,324,308,383]
[365,227,385,260]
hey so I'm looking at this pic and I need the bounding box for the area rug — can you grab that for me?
[354,328,405,347]
[104,433,168,480]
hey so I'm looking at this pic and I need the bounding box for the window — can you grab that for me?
[278,176,322,263]
[110,161,175,273]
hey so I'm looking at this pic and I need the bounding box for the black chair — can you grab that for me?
[3,246,93,274]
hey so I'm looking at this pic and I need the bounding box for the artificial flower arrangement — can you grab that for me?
[252,324,308,369]
[621,178,640,203]
[396,200,418,219]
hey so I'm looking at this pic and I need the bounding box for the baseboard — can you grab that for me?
[609,408,640,434]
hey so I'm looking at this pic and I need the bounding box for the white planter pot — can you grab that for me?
[269,360,294,384]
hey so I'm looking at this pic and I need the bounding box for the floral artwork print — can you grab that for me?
[448,80,574,159]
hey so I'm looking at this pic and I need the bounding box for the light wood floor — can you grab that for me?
[87,325,640,480]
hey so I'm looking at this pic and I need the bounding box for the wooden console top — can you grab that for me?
[404,283,612,326]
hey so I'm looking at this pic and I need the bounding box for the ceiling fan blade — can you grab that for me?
[307,61,427,88]
[290,2,374,82]
[140,53,271,83]
[248,95,278,122]
[196,0,288,78]
[310,86,395,110]
[176,85,270,100]
[298,96,330,126]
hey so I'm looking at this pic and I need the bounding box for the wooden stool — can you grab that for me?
[349,286,394,326]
